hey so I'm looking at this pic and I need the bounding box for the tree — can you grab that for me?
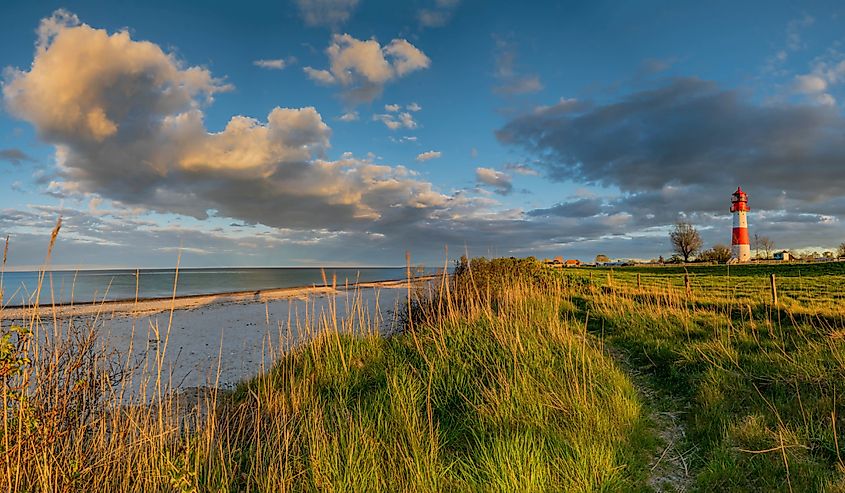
[838,242,845,258]
[699,244,732,264]
[669,221,702,262]
[595,254,610,263]
[757,235,775,259]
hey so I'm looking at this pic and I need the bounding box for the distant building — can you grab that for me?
[543,256,564,268]
[773,251,791,261]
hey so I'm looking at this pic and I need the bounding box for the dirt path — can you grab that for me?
[607,345,696,492]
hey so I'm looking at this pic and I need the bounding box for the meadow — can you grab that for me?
[1,254,844,491]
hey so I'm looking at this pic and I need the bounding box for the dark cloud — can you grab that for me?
[0,148,33,165]
[528,198,605,218]
[498,77,845,205]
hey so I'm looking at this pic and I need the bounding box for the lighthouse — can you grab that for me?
[730,187,751,262]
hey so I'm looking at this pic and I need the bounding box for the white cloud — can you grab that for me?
[384,103,401,112]
[398,112,416,128]
[4,12,231,143]
[304,34,430,102]
[253,59,286,70]
[475,167,512,195]
[303,67,336,84]
[815,93,836,106]
[3,10,450,232]
[793,56,845,105]
[416,150,441,162]
[296,0,359,28]
[373,112,417,130]
[406,102,422,112]
[338,111,359,121]
[794,74,827,93]
[254,57,296,70]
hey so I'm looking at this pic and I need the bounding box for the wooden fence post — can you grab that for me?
[684,272,691,298]
[770,273,778,305]
[637,273,641,290]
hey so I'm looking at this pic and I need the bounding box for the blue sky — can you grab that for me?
[1,0,845,269]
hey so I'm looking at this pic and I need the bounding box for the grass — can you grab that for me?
[572,262,845,307]
[1,248,655,491]
[3,231,845,491]
[564,261,845,491]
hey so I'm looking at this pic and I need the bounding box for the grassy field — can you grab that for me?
[564,261,845,491]
[2,256,844,491]
[572,262,845,307]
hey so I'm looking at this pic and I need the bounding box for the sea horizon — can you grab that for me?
[0,266,441,306]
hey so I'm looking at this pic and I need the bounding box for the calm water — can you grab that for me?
[0,267,432,306]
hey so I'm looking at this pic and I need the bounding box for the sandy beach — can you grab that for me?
[1,278,420,393]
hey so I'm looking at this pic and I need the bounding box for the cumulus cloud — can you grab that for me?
[3,11,450,234]
[304,34,430,102]
[0,148,34,165]
[373,112,417,130]
[4,11,230,144]
[384,103,401,112]
[416,150,441,162]
[296,0,359,28]
[475,167,512,195]
[407,102,422,112]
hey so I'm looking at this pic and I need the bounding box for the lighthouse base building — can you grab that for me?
[730,187,751,262]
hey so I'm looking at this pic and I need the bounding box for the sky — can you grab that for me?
[1,0,845,269]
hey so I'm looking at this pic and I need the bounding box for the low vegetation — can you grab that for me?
[2,252,844,491]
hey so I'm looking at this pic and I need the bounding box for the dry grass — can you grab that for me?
[1,241,652,491]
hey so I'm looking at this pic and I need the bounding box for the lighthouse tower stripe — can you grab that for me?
[732,210,749,244]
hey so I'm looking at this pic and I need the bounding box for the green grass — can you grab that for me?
[564,262,845,492]
[218,274,655,491]
[1,259,656,491]
[569,262,845,307]
[4,255,845,491]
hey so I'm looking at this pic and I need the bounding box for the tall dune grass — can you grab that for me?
[1,242,652,491]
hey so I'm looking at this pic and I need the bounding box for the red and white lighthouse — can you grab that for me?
[730,186,751,262]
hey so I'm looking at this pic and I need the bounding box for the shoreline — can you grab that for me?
[1,276,434,320]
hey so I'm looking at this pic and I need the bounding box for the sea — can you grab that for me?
[0,267,436,306]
